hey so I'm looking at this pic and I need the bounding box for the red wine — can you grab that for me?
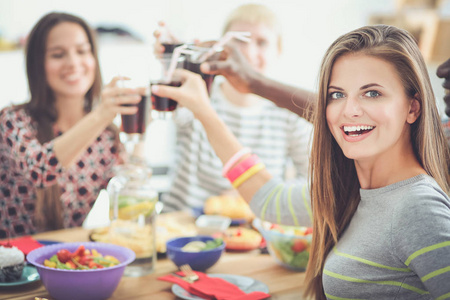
[185,60,215,94]
[151,80,182,111]
[162,43,183,54]
[121,95,148,134]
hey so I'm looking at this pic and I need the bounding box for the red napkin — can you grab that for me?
[0,236,43,255]
[158,271,270,300]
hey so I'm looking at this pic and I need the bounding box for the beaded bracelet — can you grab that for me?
[222,147,251,177]
[226,154,261,183]
[232,162,266,188]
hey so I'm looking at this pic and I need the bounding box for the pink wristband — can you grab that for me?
[226,154,261,183]
[222,147,251,177]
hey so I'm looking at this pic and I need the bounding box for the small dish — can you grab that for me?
[191,207,248,226]
[0,265,40,287]
[36,240,61,246]
[171,273,269,300]
[195,215,231,235]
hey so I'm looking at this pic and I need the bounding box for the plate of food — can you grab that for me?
[90,212,198,255]
[171,274,269,300]
[0,245,40,286]
[0,265,40,287]
[198,193,255,226]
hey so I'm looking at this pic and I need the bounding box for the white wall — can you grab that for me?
[0,0,448,167]
[0,0,401,106]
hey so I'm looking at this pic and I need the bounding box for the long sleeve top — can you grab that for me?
[253,174,450,299]
[0,106,122,237]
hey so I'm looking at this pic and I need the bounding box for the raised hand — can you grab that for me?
[437,58,450,117]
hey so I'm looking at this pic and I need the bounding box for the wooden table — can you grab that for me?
[1,214,306,300]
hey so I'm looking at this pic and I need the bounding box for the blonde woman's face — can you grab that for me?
[325,53,419,163]
[227,21,280,74]
[45,22,96,101]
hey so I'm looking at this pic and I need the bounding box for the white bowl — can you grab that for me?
[195,215,231,235]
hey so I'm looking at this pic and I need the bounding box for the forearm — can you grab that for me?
[196,109,272,201]
[249,74,316,122]
[53,108,114,168]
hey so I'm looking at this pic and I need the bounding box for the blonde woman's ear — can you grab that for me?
[406,95,421,124]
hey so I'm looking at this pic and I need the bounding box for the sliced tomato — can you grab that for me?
[291,239,307,253]
[56,249,73,263]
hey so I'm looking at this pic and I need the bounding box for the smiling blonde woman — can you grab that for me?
[306,24,450,299]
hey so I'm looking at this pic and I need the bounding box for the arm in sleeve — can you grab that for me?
[392,186,450,299]
[249,177,312,227]
[0,109,63,187]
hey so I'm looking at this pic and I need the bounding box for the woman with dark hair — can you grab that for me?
[152,24,450,299]
[0,12,145,238]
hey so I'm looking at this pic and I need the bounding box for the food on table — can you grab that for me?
[43,245,120,270]
[0,245,25,282]
[204,193,255,222]
[90,220,154,258]
[91,214,198,254]
[222,227,262,250]
[264,222,312,270]
[181,238,224,252]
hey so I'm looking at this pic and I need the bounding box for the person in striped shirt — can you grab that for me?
[161,4,313,212]
[153,25,450,299]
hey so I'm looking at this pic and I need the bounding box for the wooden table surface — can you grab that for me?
[1,213,306,300]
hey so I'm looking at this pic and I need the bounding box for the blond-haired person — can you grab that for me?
[152,25,450,299]
[162,4,313,212]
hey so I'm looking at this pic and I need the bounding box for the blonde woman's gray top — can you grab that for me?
[323,174,450,299]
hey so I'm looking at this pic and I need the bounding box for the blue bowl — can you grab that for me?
[166,236,225,271]
[27,242,135,300]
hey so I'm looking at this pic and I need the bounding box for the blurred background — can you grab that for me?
[0,0,449,177]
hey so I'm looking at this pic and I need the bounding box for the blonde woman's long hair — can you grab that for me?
[304,24,450,299]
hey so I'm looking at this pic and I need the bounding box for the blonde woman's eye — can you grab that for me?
[365,90,380,98]
[329,92,344,99]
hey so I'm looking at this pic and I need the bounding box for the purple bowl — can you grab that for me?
[166,236,225,271]
[27,242,135,300]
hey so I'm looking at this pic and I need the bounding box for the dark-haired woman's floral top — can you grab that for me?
[0,106,123,238]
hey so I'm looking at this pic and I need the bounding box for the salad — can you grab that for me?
[261,222,313,271]
[43,245,120,270]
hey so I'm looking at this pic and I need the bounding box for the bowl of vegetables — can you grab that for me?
[27,242,135,300]
[253,218,312,271]
[166,236,225,271]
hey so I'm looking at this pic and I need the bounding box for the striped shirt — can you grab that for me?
[251,175,450,299]
[323,175,450,299]
[162,78,313,212]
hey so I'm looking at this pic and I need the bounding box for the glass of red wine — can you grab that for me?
[150,55,185,120]
[118,78,149,156]
[183,45,222,95]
